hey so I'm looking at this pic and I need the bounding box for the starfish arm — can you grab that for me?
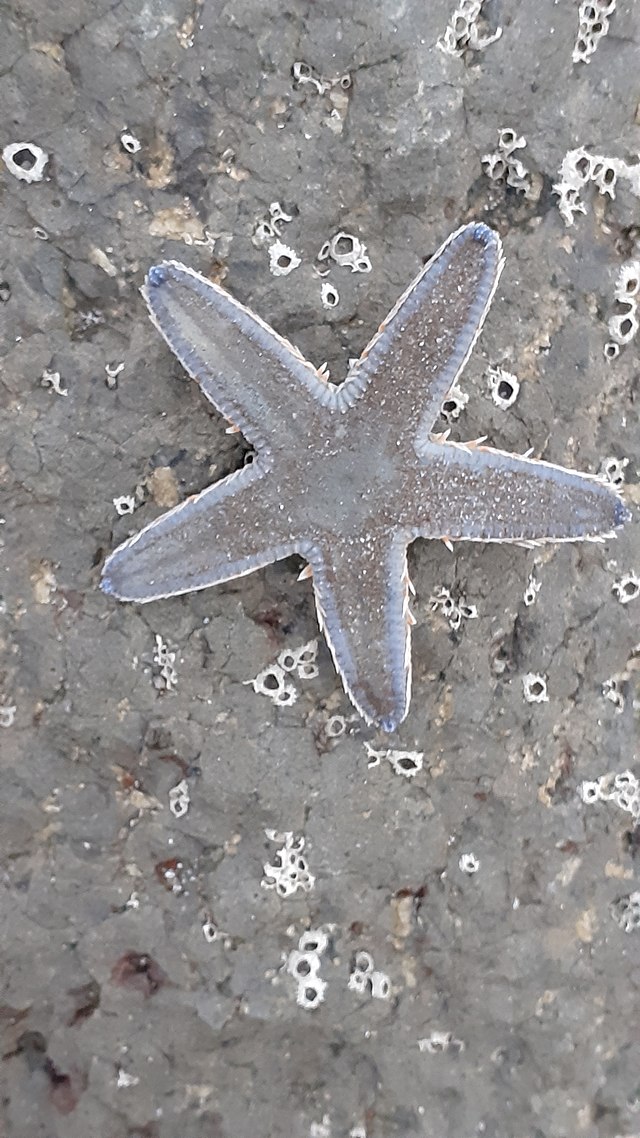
[339,223,503,447]
[101,465,298,603]
[406,442,630,543]
[142,261,338,450]
[307,533,413,731]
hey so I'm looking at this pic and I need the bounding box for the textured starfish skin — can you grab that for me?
[101,223,629,731]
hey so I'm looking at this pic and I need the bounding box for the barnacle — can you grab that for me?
[363,741,424,778]
[120,131,141,153]
[268,241,301,277]
[522,672,548,703]
[113,495,137,516]
[440,384,469,423]
[168,778,190,818]
[40,368,67,397]
[2,141,48,183]
[612,573,640,605]
[320,281,340,309]
[600,456,629,488]
[486,365,520,409]
[523,571,541,607]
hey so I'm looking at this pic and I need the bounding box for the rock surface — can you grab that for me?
[0,1,638,1135]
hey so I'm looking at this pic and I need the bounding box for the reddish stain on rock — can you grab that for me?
[111,952,167,997]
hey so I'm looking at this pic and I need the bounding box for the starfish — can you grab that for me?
[101,222,629,731]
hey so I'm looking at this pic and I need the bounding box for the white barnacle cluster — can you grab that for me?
[313,230,370,309]
[253,200,294,245]
[430,586,478,631]
[262,829,315,897]
[522,672,548,703]
[599,455,629,487]
[437,0,502,57]
[486,365,520,409]
[292,62,352,138]
[292,60,352,99]
[277,639,319,679]
[252,202,301,278]
[168,778,190,819]
[579,769,640,822]
[572,0,616,65]
[418,1030,465,1054]
[153,633,178,690]
[553,147,640,227]
[604,259,640,359]
[440,384,469,423]
[612,572,640,605]
[482,129,536,200]
[247,639,319,708]
[248,661,297,706]
[158,859,187,896]
[364,741,424,779]
[286,928,328,1009]
[2,141,49,183]
[317,231,371,275]
[610,891,640,934]
[348,950,390,1000]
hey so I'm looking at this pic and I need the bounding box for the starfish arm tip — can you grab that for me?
[470,220,497,243]
[615,497,632,528]
[100,571,118,598]
[379,714,400,733]
[147,263,170,288]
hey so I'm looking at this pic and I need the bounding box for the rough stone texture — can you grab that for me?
[0,2,639,1136]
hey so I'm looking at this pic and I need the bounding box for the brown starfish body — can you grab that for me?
[101,223,629,731]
